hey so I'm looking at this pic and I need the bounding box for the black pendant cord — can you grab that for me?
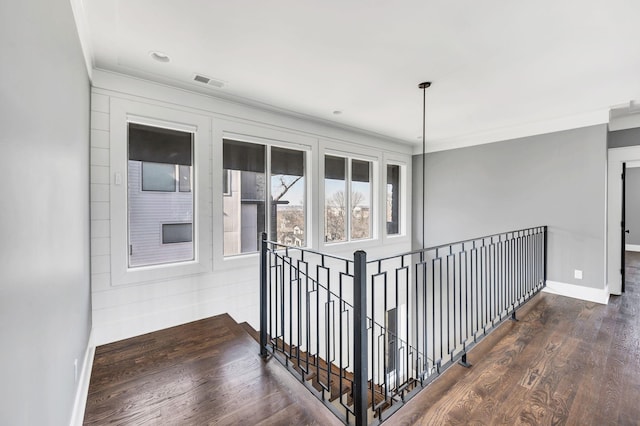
[419,82,431,251]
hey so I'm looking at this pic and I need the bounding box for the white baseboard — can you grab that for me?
[69,330,95,426]
[626,244,640,252]
[542,280,609,305]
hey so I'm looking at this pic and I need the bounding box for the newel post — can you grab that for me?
[353,250,368,426]
[260,232,268,359]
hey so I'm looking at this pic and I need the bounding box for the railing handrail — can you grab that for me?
[368,225,546,263]
[262,239,353,263]
[262,225,546,266]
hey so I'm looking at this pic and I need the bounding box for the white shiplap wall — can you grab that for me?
[90,70,414,346]
[90,95,111,293]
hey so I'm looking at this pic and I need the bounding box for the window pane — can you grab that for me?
[142,162,176,192]
[387,164,400,235]
[271,147,305,247]
[325,156,347,242]
[223,140,266,255]
[352,159,370,182]
[223,170,231,196]
[351,159,371,240]
[162,223,193,243]
[179,165,191,192]
[128,124,194,267]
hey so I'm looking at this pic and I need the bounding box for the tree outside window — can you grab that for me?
[324,155,372,242]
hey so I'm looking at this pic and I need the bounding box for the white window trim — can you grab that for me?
[320,145,380,250]
[212,119,316,271]
[109,98,212,286]
[383,155,410,242]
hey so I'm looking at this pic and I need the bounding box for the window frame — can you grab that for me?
[221,138,309,257]
[212,120,315,270]
[110,99,212,286]
[382,156,409,242]
[321,148,379,248]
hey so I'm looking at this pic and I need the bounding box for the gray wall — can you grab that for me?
[609,127,640,245]
[0,1,91,425]
[413,125,607,289]
[609,127,640,148]
[625,167,640,246]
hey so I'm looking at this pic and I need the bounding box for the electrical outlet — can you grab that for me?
[574,269,583,280]
[74,359,78,383]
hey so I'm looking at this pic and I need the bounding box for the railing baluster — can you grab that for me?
[260,232,268,358]
[260,226,547,425]
[438,251,444,362]
[420,256,425,373]
[353,250,368,426]
[464,246,469,344]
[451,249,456,356]
[432,252,437,368]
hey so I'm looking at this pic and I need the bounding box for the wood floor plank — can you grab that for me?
[386,252,640,426]
[84,314,341,425]
[85,253,640,425]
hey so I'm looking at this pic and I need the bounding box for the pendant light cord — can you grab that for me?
[419,82,431,251]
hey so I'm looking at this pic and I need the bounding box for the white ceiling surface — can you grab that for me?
[82,0,640,149]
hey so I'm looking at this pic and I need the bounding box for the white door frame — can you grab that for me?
[607,146,640,294]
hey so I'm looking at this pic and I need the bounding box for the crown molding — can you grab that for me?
[69,0,94,80]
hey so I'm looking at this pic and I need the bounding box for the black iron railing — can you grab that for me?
[259,226,547,425]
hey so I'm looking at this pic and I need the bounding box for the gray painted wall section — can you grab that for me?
[413,125,607,290]
[609,127,640,148]
[0,1,91,425]
[625,167,640,246]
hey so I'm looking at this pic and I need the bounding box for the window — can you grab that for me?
[141,162,192,193]
[162,223,193,244]
[324,155,373,242]
[223,139,306,256]
[222,170,231,196]
[128,123,194,267]
[324,156,347,242]
[271,147,306,248]
[386,164,401,235]
[142,162,176,192]
[179,165,191,192]
[351,160,371,240]
[110,99,211,286]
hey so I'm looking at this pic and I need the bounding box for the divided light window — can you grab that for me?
[324,155,372,243]
[223,139,306,256]
[127,123,194,267]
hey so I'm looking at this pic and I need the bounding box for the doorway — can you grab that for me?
[607,146,640,295]
[622,162,640,293]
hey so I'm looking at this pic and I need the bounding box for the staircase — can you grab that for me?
[242,324,405,423]
[84,314,343,425]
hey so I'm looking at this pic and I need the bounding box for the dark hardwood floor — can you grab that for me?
[83,313,341,425]
[85,254,640,425]
[387,252,640,426]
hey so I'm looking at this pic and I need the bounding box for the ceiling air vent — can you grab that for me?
[193,74,225,88]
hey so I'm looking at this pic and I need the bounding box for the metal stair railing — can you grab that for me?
[259,225,547,425]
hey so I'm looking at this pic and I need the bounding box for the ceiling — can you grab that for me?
[80,0,640,149]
